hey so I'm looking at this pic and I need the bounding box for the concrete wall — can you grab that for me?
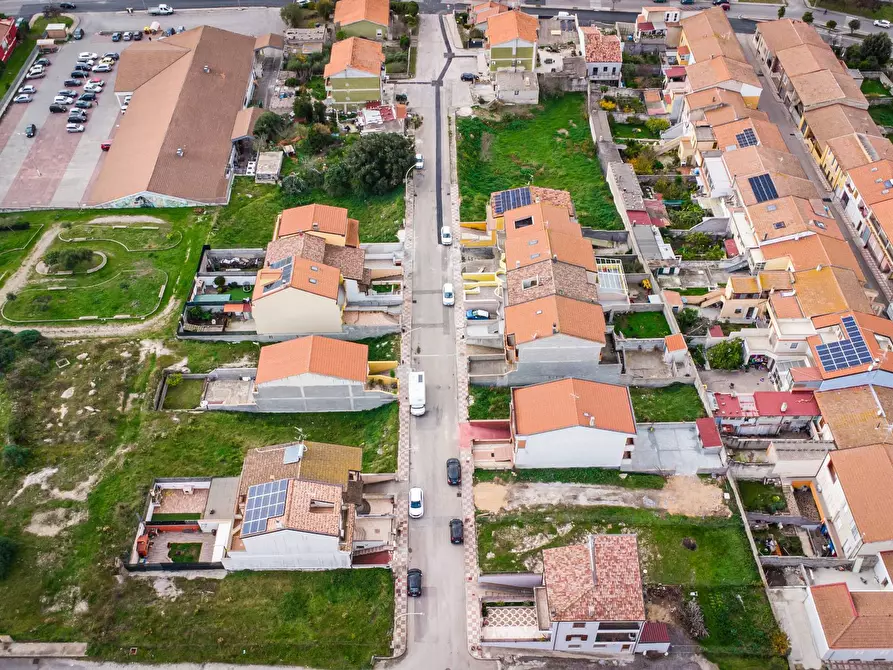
[554,620,640,654]
[816,456,860,558]
[224,529,350,570]
[254,379,397,412]
[252,288,343,335]
[515,425,634,469]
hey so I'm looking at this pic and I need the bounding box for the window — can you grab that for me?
[626,437,635,445]
[514,216,534,229]
[603,66,608,72]
[789,342,798,350]
[734,308,742,314]
[572,622,586,629]
[565,634,588,641]
[828,460,837,483]
[522,277,539,290]
[622,451,632,460]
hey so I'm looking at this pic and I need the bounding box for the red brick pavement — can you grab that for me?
[0,103,26,153]
[3,122,80,208]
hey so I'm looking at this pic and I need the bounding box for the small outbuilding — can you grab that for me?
[255,151,284,184]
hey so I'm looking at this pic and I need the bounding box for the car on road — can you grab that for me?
[415,152,424,170]
[13,94,32,103]
[70,71,89,79]
[73,27,84,40]
[49,104,68,113]
[92,64,112,73]
[446,458,461,485]
[407,568,422,597]
[450,518,464,545]
[18,85,37,95]
[440,226,452,245]
[149,3,175,15]
[68,108,87,119]
[111,32,122,42]
[25,124,37,138]
[54,95,74,105]
[442,282,455,306]
[66,123,85,133]
[60,2,77,9]
[84,84,103,93]
[74,63,91,72]
[63,79,83,87]
[465,309,490,320]
[680,0,694,4]
[79,92,96,101]
[28,65,45,76]
[460,72,478,82]
[409,487,424,519]
[876,20,892,28]
[74,100,92,109]
[88,77,104,84]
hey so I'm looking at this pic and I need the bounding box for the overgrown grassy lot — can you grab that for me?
[630,383,707,422]
[738,480,788,514]
[870,104,893,127]
[612,311,671,338]
[468,385,511,420]
[456,94,622,230]
[161,378,205,410]
[862,78,891,97]
[474,468,665,489]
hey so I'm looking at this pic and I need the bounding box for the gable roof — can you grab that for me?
[252,256,342,302]
[712,117,787,153]
[759,233,864,281]
[486,9,538,46]
[238,441,362,497]
[542,535,646,622]
[503,201,579,237]
[815,385,893,450]
[803,104,882,149]
[255,335,368,385]
[829,444,893,543]
[581,27,622,63]
[775,42,843,78]
[89,26,256,205]
[333,0,389,27]
[471,1,510,24]
[324,36,384,77]
[686,56,760,92]
[757,18,826,54]
[811,583,893,650]
[826,133,893,173]
[278,204,360,247]
[847,158,893,207]
[504,295,606,346]
[792,266,871,318]
[680,7,746,63]
[512,377,636,435]
[790,69,867,110]
[504,226,596,272]
[745,195,838,243]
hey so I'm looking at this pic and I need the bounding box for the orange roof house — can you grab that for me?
[809,583,893,655]
[255,335,369,385]
[504,295,606,346]
[276,204,360,247]
[512,378,636,436]
[324,36,384,77]
[333,0,389,31]
[486,10,538,46]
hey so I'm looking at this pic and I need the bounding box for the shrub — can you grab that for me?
[645,117,670,134]
[336,29,346,40]
[826,19,837,30]
[801,11,813,24]
[0,536,15,580]
[399,34,410,49]
[2,444,29,468]
[167,373,183,388]
[284,76,299,87]
[214,275,226,288]
[849,18,861,34]
[707,339,744,370]
[676,308,699,332]
[599,99,616,111]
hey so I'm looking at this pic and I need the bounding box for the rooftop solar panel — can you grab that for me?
[735,128,758,148]
[815,316,874,372]
[493,187,531,215]
[242,478,289,537]
[748,174,778,204]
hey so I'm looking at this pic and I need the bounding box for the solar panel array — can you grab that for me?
[735,128,758,148]
[263,257,294,294]
[242,478,289,536]
[815,316,874,372]
[493,187,532,215]
[748,174,779,203]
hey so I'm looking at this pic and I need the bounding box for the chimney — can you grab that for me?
[203,65,211,73]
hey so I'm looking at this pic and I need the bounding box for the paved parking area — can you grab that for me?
[0,31,128,209]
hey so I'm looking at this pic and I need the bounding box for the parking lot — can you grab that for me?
[0,8,285,210]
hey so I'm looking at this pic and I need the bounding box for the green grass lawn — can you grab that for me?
[457,94,622,230]
[678,286,712,296]
[870,104,893,127]
[150,512,201,521]
[211,175,404,248]
[813,0,893,20]
[699,587,789,664]
[630,383,706,422]
[474,468,665,489]
[738,480,788,514]
[468,386,511,420]
[30,15,74,35]
[861,78,892,98]
[610,121,660,139]
[613,311,671,338]
[0,223,43,255]
[355,334,400,361]
[167,542,202,563]
[61,223,181,251]
[162,379,205,410]
[0,37,36,97]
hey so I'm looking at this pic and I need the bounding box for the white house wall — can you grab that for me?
[515,425,633,468]
[252,288,343,335]
[223,529,350,570]
[804,588,832,660]
[817,456,862,558]
[553,621,640,654]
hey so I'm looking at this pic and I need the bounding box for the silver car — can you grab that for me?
[66,123,85,133]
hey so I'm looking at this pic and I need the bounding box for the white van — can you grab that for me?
[409,370,426,417]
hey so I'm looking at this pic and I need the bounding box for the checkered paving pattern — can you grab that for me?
[482,605,539,628]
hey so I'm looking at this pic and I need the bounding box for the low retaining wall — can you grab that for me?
[177,323,401,343]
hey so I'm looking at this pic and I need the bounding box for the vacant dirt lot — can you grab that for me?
[474,475,730,517]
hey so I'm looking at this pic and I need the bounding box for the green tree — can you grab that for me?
[644,117,670,135]
[0,536,15,580]
[293,96,314,122]
[1,444,29,468]
[316,0,332,19]
[777,5,785,18]
[306,123,335,153]
[399,34,410,50]
[826,19,837,30]
[252,111,289,144]
[849,18,861,34]
[801,11,814,24]
[342,133,415,195]
[336,29,346,40]
[676,308,699,333]
[707,339,744,370]
[861,32,893,67]
[282,167,324,196]
[324,161,352,196]
[280,2,306,28]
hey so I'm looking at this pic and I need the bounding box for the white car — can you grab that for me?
[92,64,112,73]
[875,19,891,28]
[18,85,36,95]
[415,153,424,170]
[53,95,74,105]
[442,282,455,306]
[440,226,453,245]
[409,487,424,519]
[84,83,103,93]
[13,94,32,103]
[66,123,85,133]
[78,52,99,60]
[28,65,44,75]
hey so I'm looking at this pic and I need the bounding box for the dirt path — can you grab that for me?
[1,223,60,297]
[474,475,730,517]
[88,215,167,224]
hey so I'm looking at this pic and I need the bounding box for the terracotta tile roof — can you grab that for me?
[812,583,893,650]
[757,18,826,54]
[266,231,327,265]
[513,377,635,435]
[542,535,646,622]
[729,275,760,293]
[790,69,867,110]
[231,107,265,141]
[255,335,368,385]
[504,226,596,272]
[803,105,882,149]
[252,256,342,302]
[705,104,767,127]
[505,295,605,345]
[664,333,686,352]
[238,441,362,497]
[760,235,863,281]
[640,621,671,644]
[254,33,285,50]
[793,266,871,318]
[847,158,893,206]
[865,197,893,248]
[686,56,760,92]
[89,26,256,205]
[680,8,746,63]
[815,385,893,450]
[504,260,598,307]
[503,201,579,237]
[775,42,844,78]
[323,244,366,281]
[758,270,795,291]
[712,117,787,153]
[725,147,817,205]
[696,417,723,447]
[471,1,510,25]
[324,37,384,78]
[333,0,389,27]
[882,551,893,578]
[826,134,893,173]
[278,204,360,247]
[581,27,621,63]
[769,292,803,319]
[807,312,893,381]
[829,444,893,543]
[663,290,683,307]
[490,186,575,217]
[685,87,747,113]
[746,195,837,243]
[486,10,538,46]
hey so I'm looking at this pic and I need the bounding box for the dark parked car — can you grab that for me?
[49,104,68,113]
[460,72,478,82]
[25,124,36,138]
[60,2,77,9]
[395,93,408,103]
[63,79,83,87]
[35,58,51,67]
[78,92,96,101]
[446,457,461,485]
[70,71,89,79]
[74,100,92,109]
[73,27,84,39]
[450,518,464,545]
[132,30,142,40]
[407,568,422,597]
[104,52,120,60]
[111,32,122,42]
